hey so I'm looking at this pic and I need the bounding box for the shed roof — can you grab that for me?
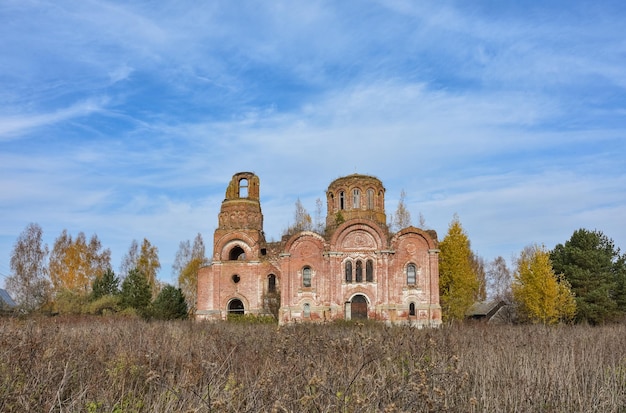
[0,289,16,308]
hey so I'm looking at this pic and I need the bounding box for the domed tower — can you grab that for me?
[325,174,387,235]
[213,172,266,259]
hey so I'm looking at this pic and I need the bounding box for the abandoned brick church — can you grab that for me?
[196,172,442,326]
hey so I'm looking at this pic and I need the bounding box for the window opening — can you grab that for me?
[339,191,345,210]
[345,261,353,283]
[409,302,416,316]
[407,264,417,285]
[367,189,375,209]
[229,246,246,261]
[231,274,240,284]
[352,189,360,209]
[366,259,374,282]
[268,274,277,293]
[356,260,363,282]
[303,303,311,318]
[303,266,312,287]
[239,178,248,198]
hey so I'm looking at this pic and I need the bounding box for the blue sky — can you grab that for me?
[1,1,625,287]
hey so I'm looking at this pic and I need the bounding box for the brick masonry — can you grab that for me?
[196,172,442,326]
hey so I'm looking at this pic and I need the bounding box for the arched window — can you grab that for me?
[367,189,375,209]
[239,178,248,198]
[303,303,311,318]
[407,264,416,285]
[339,191,345,210]
[303,266,312,287]
[352,189,360,209]
[345,261,353,283]
[366,259,373,282]
[356,260,363,282]
[229,246,246,261]
[228,299,244,315]
[409,302,416,316]
[268,274,277,293]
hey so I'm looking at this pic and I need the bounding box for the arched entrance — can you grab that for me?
[351,295,368,320]
[227,299,244,316]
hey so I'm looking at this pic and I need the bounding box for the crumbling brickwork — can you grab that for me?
[196,172,442,326]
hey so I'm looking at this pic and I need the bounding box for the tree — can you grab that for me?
[471,252,487,301]
[120,239,139,278]
[513,244,576,324]
[173,233,207,313]
[6,223,51,311]
[314,197,325,234]
[91,268,119,300]
[122,238,161,298]
[137,238,161,298]
[283,198,312,236]
[551,229,625,324]
[391,189,411,233]
[151,285,188,320]
[487,256,513,302]
[49,230,111,295]
[438,215,480,321]
[120,268,152,314]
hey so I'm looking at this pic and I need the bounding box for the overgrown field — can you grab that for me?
[1,317,625,412]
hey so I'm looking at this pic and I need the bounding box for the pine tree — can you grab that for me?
[91,268,119,300]
[151,285,188,320]
[551,229,624,324]
[120,268,151,314]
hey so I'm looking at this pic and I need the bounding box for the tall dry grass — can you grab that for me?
[0,316,624,412]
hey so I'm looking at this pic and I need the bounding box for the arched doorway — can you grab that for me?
[351,295,368,320]
[227,299,244,316]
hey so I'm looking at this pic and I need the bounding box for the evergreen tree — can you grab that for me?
[91,268,119,300]
[151,285,188,320]
[120,268,151,313]
[439,215,480,321]
[551,229,624,324]
[513,244,576,324]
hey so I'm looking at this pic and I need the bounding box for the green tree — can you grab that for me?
[121,239,161,298]
[439,215,480,322]
[6,223,51,311]
[173,233,207,313]
[151,285,188,320]
[551,229,625,324]
[91,268,119,300]
[512,244,576,324]
[120,268,151,314]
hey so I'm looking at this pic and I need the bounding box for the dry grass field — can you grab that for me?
[1,316,625,412]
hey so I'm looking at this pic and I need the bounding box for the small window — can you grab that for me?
[232,274,240,284]
[303,266,312,287]
[367,189,375,210]
[407,264,416,285]
[239,178,248,198]
[352,189,360,209]
[366,259,373,282]
[268,274,277,293]
[356,260,363,282]
[345,261,353,283]
[303,303,311,318]
[339,191,345,210]
[409,302,416,316]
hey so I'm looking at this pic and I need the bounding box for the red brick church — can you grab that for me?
[196,172,442,326]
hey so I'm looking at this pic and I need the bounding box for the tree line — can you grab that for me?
[3,223,207,319]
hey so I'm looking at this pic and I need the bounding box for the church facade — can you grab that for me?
[196,172,442,327]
